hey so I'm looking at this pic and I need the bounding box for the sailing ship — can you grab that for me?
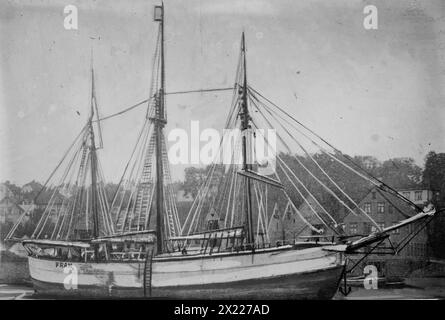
[7,4,437,299]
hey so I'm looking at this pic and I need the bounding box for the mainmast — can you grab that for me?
[153,3,166,254]
[240,33,254,246]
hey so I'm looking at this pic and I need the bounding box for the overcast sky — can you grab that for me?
[1,0,445,185]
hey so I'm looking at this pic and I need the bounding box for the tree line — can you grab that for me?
[2,152,444,258]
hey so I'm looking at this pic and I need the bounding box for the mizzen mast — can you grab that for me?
[239,33,254,246]
[89,65,100,240]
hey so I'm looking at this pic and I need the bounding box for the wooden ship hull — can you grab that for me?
[28,244,344,299]
[11,3,437,301]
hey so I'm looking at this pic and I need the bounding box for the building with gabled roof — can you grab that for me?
[268,196,340,245]
[21,180,43,195]
[343,186,433,279]
[0,196,25,225]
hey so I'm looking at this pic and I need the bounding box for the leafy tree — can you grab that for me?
[377,158,422,189]
[180,153,425,233]
[3,180,21,201]
[422,151,445,259]
[104,182,119,201]
[183,167,209,198]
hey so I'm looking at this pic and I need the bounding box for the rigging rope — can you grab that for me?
[249,121,327,234]
[248,86,422,212]
[94,87,234,123]
[249,106,340,228]
[33,128,89,238]
[165,87,234,95]
[95,98,150,122]
[32,124,88,204]
[249,89,381,229]
[181,94,241,235]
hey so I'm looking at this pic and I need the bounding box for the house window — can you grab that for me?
[363,222,371,234]
[378,222,385,230]
[414,191,422,201]
[372,192,376,200]
[402,192,411,199]
[377,203,385,213]
[388,205,393,214]
[349,223,358,234]
[364,203,371,214]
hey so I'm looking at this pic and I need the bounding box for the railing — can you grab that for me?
[26,245,149,262]
[25,235,338,262]
[295,235,338,244]
[165,232,285,256]
[109,250,146,261]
